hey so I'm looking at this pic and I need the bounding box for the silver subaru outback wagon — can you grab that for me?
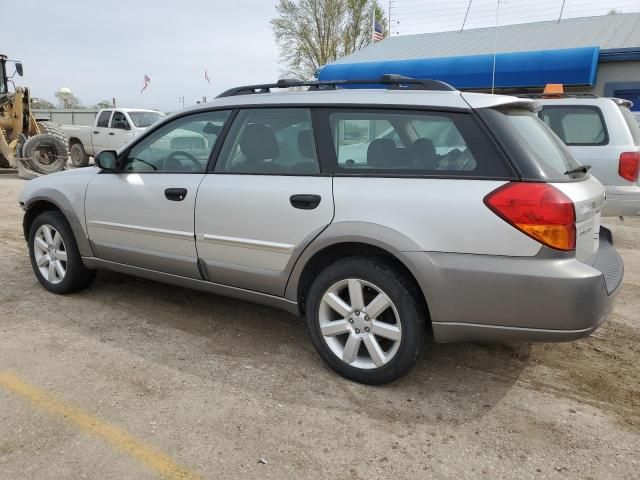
[19,76,623,384]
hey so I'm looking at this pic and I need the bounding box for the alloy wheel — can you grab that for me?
[319,278,402,370]
[33,224,68,284]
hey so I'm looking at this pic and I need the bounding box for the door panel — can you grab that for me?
[195,175,333,295]
[108,111,133,150]
[93,110,112,154]
[85,173,205,277]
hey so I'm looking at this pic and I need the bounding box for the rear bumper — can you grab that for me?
[406,227,623,343]
[602,185,640,217]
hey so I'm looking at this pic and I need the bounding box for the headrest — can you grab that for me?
[367,138,397,167]
[298,130,314,159]
[239,124,279,160]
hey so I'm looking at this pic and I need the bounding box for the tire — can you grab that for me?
[69,142,89,168]
[23,121,68,174]
[305,257,426,385]
[28,210,96,294]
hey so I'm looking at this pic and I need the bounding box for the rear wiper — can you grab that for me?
[564,165,591,175]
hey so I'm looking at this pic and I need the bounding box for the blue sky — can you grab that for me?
[3,0,638,112]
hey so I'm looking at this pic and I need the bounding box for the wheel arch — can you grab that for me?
[68,137,84,148]
[287,223,432,330]
[22,193,94,257]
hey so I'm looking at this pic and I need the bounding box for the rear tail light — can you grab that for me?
[618,152,640,182]
[484,182,576,251]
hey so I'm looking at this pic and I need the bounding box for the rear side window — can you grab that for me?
[539,106,608,145]
[96,110,112,128]
[215,108,319,175]
[324,109,511,177]
[480,107,585,181]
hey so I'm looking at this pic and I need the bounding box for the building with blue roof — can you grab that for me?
[318,13,640,111]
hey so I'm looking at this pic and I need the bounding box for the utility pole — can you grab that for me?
[461,0,473,31]
[178,96,185,109]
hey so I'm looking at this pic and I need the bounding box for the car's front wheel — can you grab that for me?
[28,210,96,294]
[305,257,426,384]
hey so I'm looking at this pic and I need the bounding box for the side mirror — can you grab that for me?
[125,122,131,131]
[95,150,118,171]
[15,62,23,76]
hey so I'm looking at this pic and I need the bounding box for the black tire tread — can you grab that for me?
[28,210,95,294]
[305,256,426,385]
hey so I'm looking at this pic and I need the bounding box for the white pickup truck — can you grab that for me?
[62,108,165,167]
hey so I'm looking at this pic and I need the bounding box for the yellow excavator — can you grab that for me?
[0,54,67,176]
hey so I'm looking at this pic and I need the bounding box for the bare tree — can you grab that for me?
[272,0,387,79]
[607,8,622,15]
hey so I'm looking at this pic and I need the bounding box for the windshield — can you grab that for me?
[0,62,7,95]
[480,107,586,181]
[128,111,164,128]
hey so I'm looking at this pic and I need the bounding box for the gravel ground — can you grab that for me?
[0,173,638,479]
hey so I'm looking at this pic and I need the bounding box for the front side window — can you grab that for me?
[96,110,112,128]
[215,108,319,174]
[540,106,608,145]
[327,110,508,176]
[0,62,7,94]
[111,111,129,130]
[122,110,230,173]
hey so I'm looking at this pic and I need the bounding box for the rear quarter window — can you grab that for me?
[619,105,640,146]
[320,109,513,178]
[479,107,586,181]
[539,106,608,146]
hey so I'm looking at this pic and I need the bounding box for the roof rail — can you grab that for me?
[216,75,456,98]
[517,93,599,99]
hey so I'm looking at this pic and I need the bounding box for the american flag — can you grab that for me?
[140,74,151,93]
[372,20,384,42]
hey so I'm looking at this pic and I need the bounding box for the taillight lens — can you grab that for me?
[619,152,640,182]
[484,182,576,251]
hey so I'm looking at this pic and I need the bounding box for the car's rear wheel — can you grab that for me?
[305,257,426,384]
[28,211,95,294]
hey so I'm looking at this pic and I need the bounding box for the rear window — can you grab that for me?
[480,107,586,181]
[619,105,640,146]
[324,109,511,178]
[539,106,608,146]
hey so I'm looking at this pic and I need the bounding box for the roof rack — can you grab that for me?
[517,93,599,99]
[216,75,456,98]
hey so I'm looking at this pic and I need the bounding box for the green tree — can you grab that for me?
[272,0,387,79]
[94,100,113,109]
[30,98,55,109]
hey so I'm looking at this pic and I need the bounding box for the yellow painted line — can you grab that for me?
[0,372,201,480]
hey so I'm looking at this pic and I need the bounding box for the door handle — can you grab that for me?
[93,131,100,134]
[165,188,188,201]
[290,194,321,210]
[108,132,115,136]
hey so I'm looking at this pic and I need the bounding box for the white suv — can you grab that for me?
[19,76,623,384]
[537,96,640,217]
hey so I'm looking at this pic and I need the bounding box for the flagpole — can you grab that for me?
[491,0,501,95]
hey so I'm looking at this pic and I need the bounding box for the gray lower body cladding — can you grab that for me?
[405,227,623,343]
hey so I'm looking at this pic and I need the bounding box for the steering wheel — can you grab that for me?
[163,151,202,171]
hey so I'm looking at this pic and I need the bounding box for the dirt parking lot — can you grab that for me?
[0,173,638,479]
